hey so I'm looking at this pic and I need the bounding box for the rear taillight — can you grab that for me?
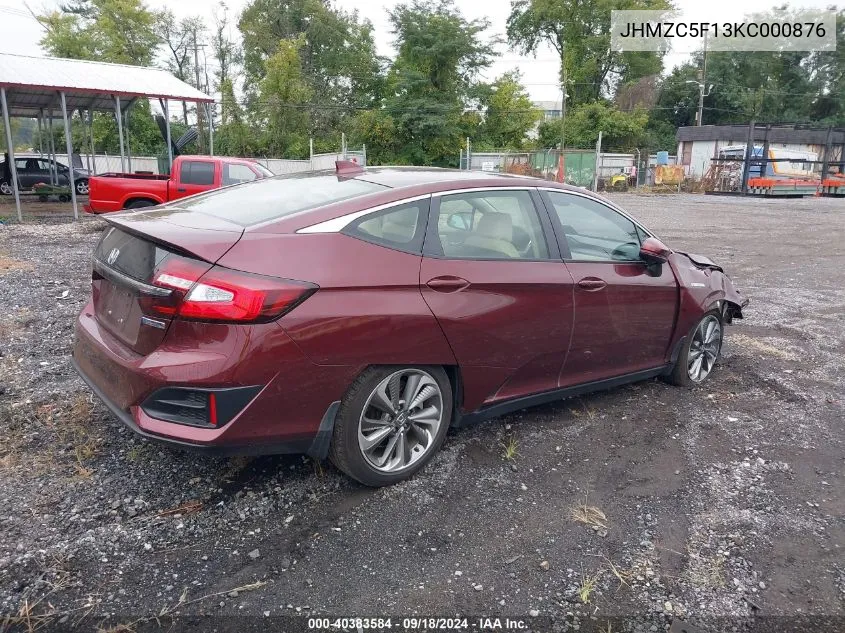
[144,255,316,323]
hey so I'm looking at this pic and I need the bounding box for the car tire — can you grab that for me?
[329,366,453,487]
[0,180,12,196]
[668,309,724,387]
[125,199,156,209]
[75,179,89,195]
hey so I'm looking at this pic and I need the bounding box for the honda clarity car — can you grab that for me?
[73,163,747,486]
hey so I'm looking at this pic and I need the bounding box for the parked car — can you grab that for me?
[0,154,91,196]
[72,164,748,486]
[85,155,275,213]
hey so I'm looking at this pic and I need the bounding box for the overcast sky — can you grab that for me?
[0,0,838,105]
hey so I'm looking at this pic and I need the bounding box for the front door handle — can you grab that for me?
[426,276,470,292]
[177,187,187,192]
[576,278,607,291]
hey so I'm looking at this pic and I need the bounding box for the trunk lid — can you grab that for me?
[92,209,243,355]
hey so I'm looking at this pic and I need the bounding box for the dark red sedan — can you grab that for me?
[73,164,747,486]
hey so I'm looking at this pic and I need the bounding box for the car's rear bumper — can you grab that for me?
[72,356,333,456]
[72,302,353,457]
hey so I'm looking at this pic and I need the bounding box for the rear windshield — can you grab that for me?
[172,172,388,226]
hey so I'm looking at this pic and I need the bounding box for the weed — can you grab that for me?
[500,436,519,461]
[578,569,602,604]
[570,496,608,530]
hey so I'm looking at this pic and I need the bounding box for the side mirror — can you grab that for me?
[640,237,671,265]
[447,212,471,231]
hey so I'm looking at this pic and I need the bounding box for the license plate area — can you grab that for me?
[94,280,142,346]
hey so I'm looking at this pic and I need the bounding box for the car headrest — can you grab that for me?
[476,212,513,242]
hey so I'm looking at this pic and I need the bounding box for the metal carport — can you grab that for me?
[0,53,212,222]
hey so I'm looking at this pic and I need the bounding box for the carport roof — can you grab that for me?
[0,53,212,117]
[677,124,845,145]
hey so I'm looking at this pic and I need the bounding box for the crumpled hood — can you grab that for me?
[677,251,723,272]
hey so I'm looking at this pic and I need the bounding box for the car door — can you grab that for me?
[33,159,53,186]
[540,189,677,385]
[16,159,36,188]
[174,159,217,200]
[420,188,575,409]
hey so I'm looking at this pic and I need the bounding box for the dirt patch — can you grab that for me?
[0,253,34,274]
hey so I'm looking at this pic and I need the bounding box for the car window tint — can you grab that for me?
[343,200,426,253]
[434,190,549,260]
[223,163,258,186]
[174,172,387,226]
[547,192,641,261]
[180,161,215,185]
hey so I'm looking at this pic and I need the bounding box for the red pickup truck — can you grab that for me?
[85,155,274,213]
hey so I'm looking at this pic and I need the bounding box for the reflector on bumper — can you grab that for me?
[141,385,262,428]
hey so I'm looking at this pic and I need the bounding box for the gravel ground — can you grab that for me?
[0,193,843,633]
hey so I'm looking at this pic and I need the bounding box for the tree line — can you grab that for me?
[24,0,845,166]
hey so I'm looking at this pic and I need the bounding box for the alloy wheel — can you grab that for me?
[76,180,89,195]
[0,181,12,195]
[357,369,444,473]
[688,315,722,382]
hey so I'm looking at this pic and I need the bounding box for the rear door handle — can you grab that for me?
[426,276,470,292]
[576,278,607,291]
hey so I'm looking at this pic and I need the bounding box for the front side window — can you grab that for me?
[180,161,215,185]
[546,191,642,261]
[431,190,550,260]
[223,163,258,186]
[343,200,428,253]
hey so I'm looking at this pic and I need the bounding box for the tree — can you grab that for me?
[238,0,383,139]
[538,101,648,151]
[506,0,671,106]
[35,0,167,158]
[39,0,160,66]
[157,11,206,125]
[349,109,402,164]
[481,71,541,149]
[259,36,312,157]
[384,0,494,165]
[805,10,845,125]
[211,3,241,93]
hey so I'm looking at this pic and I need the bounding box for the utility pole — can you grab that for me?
[560,59,567,150]
[192,30,206,153]
[687,33,713,126]
[559,53,568,184]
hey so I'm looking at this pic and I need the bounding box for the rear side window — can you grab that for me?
[180,161,215,185]
[174,173,388,226]
[343,199,429,253]
[223,163,258,186]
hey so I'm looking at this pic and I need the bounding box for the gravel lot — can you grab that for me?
[0,193,843,633]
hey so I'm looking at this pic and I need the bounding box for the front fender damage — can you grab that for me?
[669,252,749,326]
